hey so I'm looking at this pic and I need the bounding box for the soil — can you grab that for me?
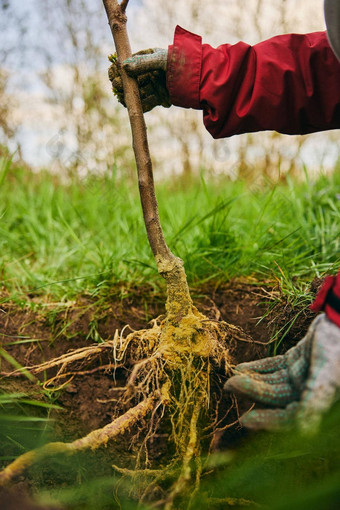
[0,279,318,509]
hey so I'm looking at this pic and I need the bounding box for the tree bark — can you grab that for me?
[102,0,193,324]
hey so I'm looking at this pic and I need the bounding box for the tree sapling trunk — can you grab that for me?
[102,0,193,326]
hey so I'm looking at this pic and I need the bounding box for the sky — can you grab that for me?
[1,0,338,175]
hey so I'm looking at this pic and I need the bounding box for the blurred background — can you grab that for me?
[0,0,338,183]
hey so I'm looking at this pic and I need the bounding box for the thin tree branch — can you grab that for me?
[102,0,193,322]
[102,0,172,263]
[120,0,129,13]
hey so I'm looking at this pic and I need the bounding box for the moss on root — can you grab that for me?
[108,296,253,508]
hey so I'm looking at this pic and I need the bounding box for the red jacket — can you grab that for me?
[167,26,340,327]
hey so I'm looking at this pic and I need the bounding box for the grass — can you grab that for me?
[0,388,61,464]
[195,401,340,510]
[17,401,340,510]
[0,156,339,508]
[0,156,339,305]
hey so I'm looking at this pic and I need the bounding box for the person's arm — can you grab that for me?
[167,26,340,138]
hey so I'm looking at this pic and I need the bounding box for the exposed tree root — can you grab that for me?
[101,305,250,508]
[0,395,156,487]
[0,299,253,507]
[164,400,201,510]
[3,340,116,377]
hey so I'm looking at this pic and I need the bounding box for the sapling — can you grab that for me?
[0,1,251,507]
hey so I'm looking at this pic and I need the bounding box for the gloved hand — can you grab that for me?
[224,314,340,433]
[108,48,171,112]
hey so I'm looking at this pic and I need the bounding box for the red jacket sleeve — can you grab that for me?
[166,26,340,138]
[167,26,340,329]
[311,273,340,328]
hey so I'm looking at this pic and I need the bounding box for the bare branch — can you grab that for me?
[120,0,129,13]
[102,0,193,322]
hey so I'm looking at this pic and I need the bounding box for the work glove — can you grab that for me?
[108,48,171,112]
[224,314,340,433]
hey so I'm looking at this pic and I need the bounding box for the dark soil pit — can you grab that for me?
[0,280,317,509]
